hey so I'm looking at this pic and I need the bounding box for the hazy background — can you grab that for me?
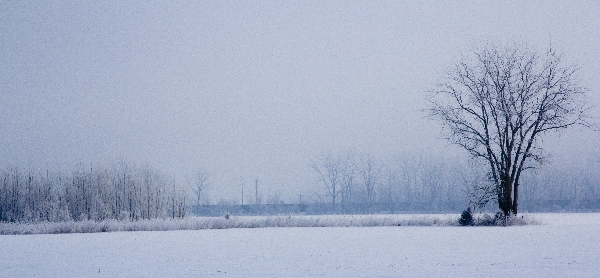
[1,1,599,203]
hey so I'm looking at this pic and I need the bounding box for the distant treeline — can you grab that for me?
[1,152,599,223]
[192,202,466,217]
[517,163,600,213]
[307,151,600,214]
[0,164,187,223]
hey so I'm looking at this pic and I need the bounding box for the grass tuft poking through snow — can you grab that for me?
[0,213,540,235]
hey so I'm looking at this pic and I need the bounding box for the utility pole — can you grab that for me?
[241,179,244,207]
[255,177,258,205]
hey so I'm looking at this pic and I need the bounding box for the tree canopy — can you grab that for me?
[428,43,591,215]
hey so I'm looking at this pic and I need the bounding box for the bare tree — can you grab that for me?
[359,154,379,204]
[189,170,209,206]
[379,162,399,204]
[311,154,342,205]
[339,152,358,204]
[428,43,590,215]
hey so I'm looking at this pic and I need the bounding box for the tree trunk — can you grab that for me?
[331,183,336,205]
[512,182,519,215]
[497,174,513,216]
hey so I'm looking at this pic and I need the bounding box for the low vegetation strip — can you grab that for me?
[0,213,540,235]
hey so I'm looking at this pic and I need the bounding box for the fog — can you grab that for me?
[1,1,599,203]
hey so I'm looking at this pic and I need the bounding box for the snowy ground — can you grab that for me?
[1,213,599,277]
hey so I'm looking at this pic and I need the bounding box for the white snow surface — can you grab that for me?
[1,213,599,277]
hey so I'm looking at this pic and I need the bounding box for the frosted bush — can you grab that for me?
[474,213,495,226]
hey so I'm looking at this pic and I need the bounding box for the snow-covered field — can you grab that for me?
[1,213,599,277]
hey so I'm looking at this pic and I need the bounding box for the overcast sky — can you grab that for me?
[1,1,599,202]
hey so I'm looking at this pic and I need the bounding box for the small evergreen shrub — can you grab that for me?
[458,208,474,226]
